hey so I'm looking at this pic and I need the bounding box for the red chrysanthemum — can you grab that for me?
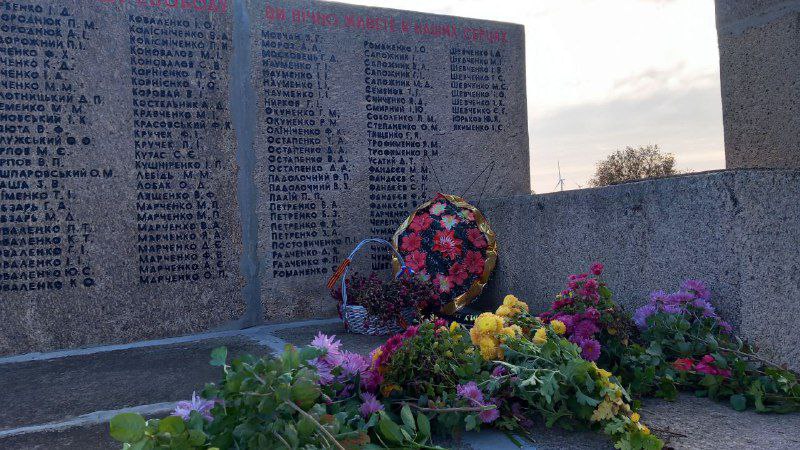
[404,251,427,272]
[409,213,433,232]
[467,228,487,249]
[449,262,469,285]
[400,233,422,252]
[464,250,485,275]
[432,229,463,260]
[672,358,695,372]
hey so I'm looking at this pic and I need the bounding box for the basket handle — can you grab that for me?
[328,238,414,311]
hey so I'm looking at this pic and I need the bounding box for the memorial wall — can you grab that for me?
[0,0,529,354]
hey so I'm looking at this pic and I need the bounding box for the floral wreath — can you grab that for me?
[392,193,497,314]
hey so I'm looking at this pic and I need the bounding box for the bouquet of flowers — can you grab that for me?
[470,298,662,449]
[538,263,637,369]
[632,280,800,412]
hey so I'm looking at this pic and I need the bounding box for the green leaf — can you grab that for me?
[210,347,228,367]
[540,372,559,404]
[465,414,477,431]
[290,378,320,410]
[400,405,415,431]
[730,394,747,411]
[109,413,146,443]
[297,417,316,440]
[378,414,404,444]
[574,388,601,407]
[188,429,206,446]
[128,440,153,450]
[158,415,186,435]
[297,346,322,362]
[282,344,300,369]
[417,412,431,439]
[645,342,662,357]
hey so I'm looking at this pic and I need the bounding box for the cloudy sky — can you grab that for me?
[345,0,725,192]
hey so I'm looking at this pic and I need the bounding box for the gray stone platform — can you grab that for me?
[1,320,798,449]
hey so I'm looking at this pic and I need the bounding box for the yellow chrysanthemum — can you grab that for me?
[630,412,640,423]
[475,312,504,334]
[495,304,513,317]
[596,368,613,379]
[479,340,500,360]
[533,327,547,345]
[469,325,483,346]
[478,335,497,349]
[641,425,650,435]
[501,294,530,315]
[371,348,383,362]
[550,320,566,335]
[502,294,519,306]
[449,321,460,333]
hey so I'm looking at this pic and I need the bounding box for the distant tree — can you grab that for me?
[590,145,678,187]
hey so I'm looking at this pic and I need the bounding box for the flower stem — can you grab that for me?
[283,401,346,450]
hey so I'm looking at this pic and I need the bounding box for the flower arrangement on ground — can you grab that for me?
[109,314,663,449]
[631,281,800,412]
[473,297,662,449]
[110,264,800,450]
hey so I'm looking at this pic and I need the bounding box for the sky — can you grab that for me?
[343,0,725,193]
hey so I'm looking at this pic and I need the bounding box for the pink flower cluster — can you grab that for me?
[539,263,606,361]
[309,333,379,392]
[672,355,731,378]
[456,381,500,423]
[366,325,421,391]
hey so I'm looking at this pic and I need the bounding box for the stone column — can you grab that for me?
[716,0,800,169]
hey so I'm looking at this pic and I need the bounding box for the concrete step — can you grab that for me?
[0,319,798,449]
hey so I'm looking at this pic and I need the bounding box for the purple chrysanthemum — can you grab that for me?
[681,279,711,300]
[718,320,733,334]
[339,351,369,377]
[359,393,384,418]
[308,358,335,385]
[310,332,342,355]
[649,290,668,303]
[491,365,508,378]
[173,392,216,421]
[573,319,600,339]
[456,381,485,405]
[633,304,657,329]
[661,303,683,315]
[579,338,602,361]
[691,298,717,318]
[479,405,500,423]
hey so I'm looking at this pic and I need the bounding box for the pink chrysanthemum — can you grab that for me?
[310,332,342,355]
[456,381,485,404]
[173,392,216,422]
[359,393,384,418]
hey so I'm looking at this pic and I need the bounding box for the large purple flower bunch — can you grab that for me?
[633,279,732,333]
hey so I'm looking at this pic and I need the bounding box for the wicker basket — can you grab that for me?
[329,238,417,336]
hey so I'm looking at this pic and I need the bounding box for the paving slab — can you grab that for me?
[0,423,115,450]
[0,336,270,431]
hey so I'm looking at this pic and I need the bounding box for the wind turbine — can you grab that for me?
[555,161,566,192]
